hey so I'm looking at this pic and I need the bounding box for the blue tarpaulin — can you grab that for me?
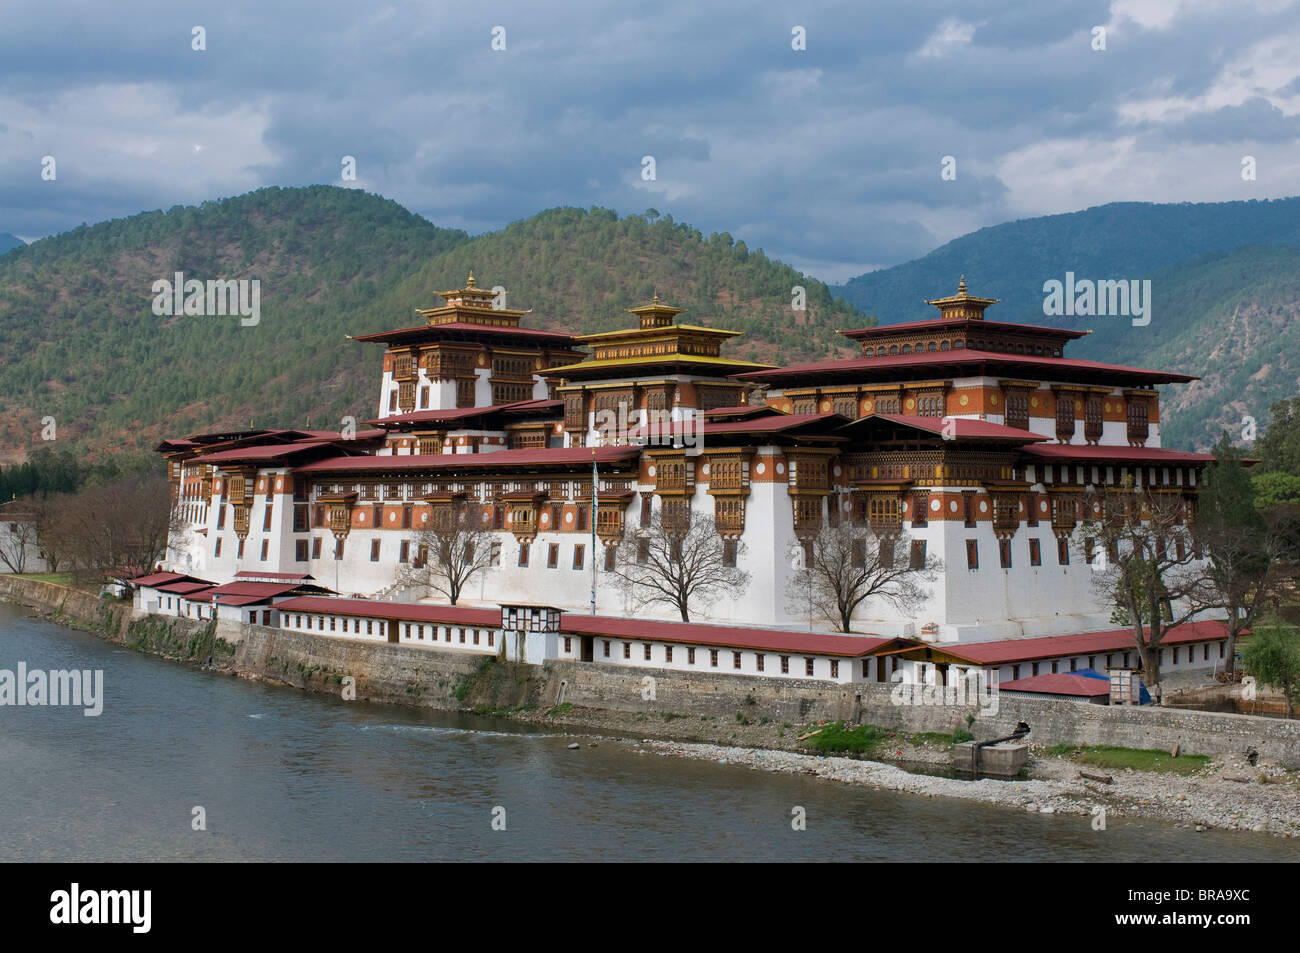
[1072,667,1151,704]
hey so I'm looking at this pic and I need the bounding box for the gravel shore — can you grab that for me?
[515,706,1300,839]
[622,739,1300,838]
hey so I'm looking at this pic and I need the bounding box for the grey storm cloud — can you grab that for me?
[0,0,1298,280]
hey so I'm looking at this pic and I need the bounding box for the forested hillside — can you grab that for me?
[0,189,863,463]
[831,197,1300,450]
[832,197,1300,324]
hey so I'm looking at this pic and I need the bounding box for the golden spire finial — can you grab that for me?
[653,292,660,304]
[958,275,967,294]
[467,270,476,288]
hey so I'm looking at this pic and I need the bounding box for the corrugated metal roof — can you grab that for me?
[998,673,1111,696]
[943,621,1230,665]
[736,348,1198,384]
[296,446,640,472]
[1022,444,1216,464]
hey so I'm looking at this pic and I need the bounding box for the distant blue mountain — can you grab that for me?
[831,196,1300,323]
[0,233,25,256]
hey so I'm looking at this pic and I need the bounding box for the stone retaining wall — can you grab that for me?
[5,576,1300,765]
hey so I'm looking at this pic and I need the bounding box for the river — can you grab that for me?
[1,602,1295,862]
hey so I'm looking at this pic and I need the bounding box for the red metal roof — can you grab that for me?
[130,571,211,587]
[296,446,640,473]
[234,571,315,582]
[626,412,842,440]
[197,443,339,463]
[840,318,1089,340]
[872,414,1048,442]
[155,581,215,595]
[205,582,305,600]
[943,620,1230,666]
[366,400,562,427]
[352,322,578,344]
[212,594,276,607]
[736,348,1197,385]
[274,596,500,626]
[270,597,898,657]
[1022,444,1216,465]
[557,614,897,657]
[998,673,1111,696]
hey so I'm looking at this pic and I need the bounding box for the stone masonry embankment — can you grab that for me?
[4,576,1300,766]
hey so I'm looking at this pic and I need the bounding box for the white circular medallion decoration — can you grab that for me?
[389,512,397,523]
[422,513,429,523]
[565,512,574,523]
[1040,500,1048,513]
[843,499,852,511]
[776,462,785,475]
[833,465,841,477]
[979,500,988,513]
[755,462,766,475]
[359,513,366,523]
[1019,501,1024,512]
[541,514,549,525]
[648,465,657,477]
[930,498,941,512]
[949,500,958,513]
[702,463,710,475]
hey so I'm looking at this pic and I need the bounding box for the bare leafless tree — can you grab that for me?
[612,509,750,621]
[0,505,39,573]
[56,474,181,581]
[786,522,941,632]
[1076,480,1210,685]
[396,500,494,605]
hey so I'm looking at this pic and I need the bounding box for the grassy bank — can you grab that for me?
[1044,743,1211,776]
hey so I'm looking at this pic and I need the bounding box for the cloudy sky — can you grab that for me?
[2,0,1298,281]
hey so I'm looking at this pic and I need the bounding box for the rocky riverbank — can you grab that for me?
[501,703,1300,838]
[6,576,1300,839]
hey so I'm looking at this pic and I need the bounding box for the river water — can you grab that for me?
[0,601,1295,862]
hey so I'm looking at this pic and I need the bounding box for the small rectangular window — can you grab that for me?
[709,650,718,668]
[644,643,651,661]
[1029,538,1041,566]
[547,543,559,569]
[623,642,631,659]
[756,654,765,673]
[965,539,978,570]
[805,658,815,677]
[780,656,789,674]
[370,539,381,562]
[572,544,584,570]
[518,543,530,567]
[604,545,617,571]
[910,539,927,569]
[999,539,1012,569]
[665,645,673,662]
[733,651,742,670]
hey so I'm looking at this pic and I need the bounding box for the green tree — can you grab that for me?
[1194,433,1287,672]
[1242,620,1300,718]
[1253,396,1300,475]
